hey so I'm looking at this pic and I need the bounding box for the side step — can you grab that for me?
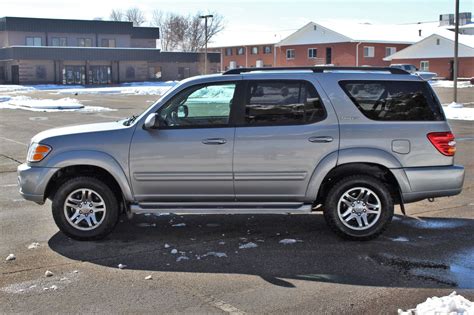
[129,202,313,216]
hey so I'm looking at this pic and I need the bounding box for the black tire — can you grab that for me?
[323,175,394,241]
[52,176,120,241]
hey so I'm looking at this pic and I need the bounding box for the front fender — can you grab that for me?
[44,150,134,201]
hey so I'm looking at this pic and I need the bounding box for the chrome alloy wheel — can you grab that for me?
[337,187,382,231]
[64,188,107,231]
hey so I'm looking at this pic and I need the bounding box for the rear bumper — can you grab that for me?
[393,165,465,203]
[17,163,59,204]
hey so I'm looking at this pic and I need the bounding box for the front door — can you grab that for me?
[11,65,19,84]
[233,79,339,202]
[130,81,241,202]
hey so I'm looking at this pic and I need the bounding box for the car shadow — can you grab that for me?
[48,213,474,289]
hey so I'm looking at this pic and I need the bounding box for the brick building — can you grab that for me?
[0,17,220,84]
[384,30,474,79]
[214,21,439,71]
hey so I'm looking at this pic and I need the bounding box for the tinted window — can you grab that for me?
[244,81,326,126]
[340,80,444,121]
[159,83,236,128]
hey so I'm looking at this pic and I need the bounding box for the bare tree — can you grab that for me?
[109,9,125,22]
[125,7,146,26]
[151,10,224,52]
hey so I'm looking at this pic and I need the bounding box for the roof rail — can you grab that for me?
[223,66,409,75]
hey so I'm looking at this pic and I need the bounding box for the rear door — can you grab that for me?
[232,78,339,202]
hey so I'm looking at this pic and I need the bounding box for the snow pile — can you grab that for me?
[56,81,176,96]
[398,291,473,315]
[5,254,16,261]
[0,96,114,112]
[239,242,258,249]
[279,239,302,245]
[202,252,227,258]
[0,85,35,93]
[391,237,409,242]
[28,242,41,249]
[430,81,474,89]
[442,105,474,121]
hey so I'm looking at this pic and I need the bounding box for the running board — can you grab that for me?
[129,202,313,216]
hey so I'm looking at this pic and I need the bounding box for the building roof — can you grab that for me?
[209,28,294,48]
[383,29,474,61]
[0,16,159,39]
[277,21,441,46]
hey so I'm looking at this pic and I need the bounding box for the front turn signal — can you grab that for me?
[27,143,52,163]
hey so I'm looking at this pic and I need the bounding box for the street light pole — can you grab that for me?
[453,0,459,103]
[200,14,213,74]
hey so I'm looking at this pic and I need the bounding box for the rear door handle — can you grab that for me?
[202,138,227,145]
[308,136,333,143]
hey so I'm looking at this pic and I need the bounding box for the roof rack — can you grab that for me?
[223,66,408,75]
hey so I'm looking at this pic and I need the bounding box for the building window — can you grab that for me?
[126,66,135,79]
[26,36,42,46]
[101,39,116,47]
[385,47,396,57]
[420,61,429,71]
[251,46,259,54]
[263,46,272,54]
[436,38,441,45]
[225,48,233,56]
[78,38,93,47]
[364,46,375,58]
[237,47,245,55]
[308,48,317,59]
[286,49,295,59]
[51,37,67,46]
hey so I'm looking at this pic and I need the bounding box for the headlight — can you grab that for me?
[27,143,52,163]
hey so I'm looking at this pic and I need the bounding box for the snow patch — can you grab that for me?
[202,252,227,258]
[442,105,474,121]
[28,242,41,249]
[239,242,258,249]
[279,239,302,245]
[176,256,189,262]
[401,218,466,229]
[55,81,176,96]
[398,291,473,315]
[145,275,152,280]
[390,236,409,242]
[117,264,127,269]
[170,249,178,255]
[44,270,53,277]
[172,223,186,227]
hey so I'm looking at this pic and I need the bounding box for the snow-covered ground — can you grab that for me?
[0,96,114,112]
[398,291,473,315]
[430,80,474,89]
[442,103,474,121]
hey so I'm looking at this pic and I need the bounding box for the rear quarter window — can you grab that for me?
[339,80,444,121]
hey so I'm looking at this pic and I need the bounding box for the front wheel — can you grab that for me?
[324,175,394,240]
[52,177,120,241]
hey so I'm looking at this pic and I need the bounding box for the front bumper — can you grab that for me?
[17,163,59,204]
[392,165,465,203]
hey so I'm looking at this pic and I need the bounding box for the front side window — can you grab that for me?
[364,46,374,58]
[339,80,444,121]
[308,48,317,59]
[158,83,236,128]
[26,36,42,46]
[244,81,326,126]
[286,49,295,59]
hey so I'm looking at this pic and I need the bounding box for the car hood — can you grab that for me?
[31,121,129,144]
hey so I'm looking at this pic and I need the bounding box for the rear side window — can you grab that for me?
[244,81,326,126]
[340,80,444,121]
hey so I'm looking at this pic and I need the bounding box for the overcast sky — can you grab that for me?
[2,0,472,46]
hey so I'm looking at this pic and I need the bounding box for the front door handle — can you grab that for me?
[308,136,333,143]
[202,138,227,145]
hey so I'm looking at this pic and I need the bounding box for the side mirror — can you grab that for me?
[177,105,189,118]
[143,113,159,129]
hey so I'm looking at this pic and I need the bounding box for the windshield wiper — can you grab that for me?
[123,115,137,126]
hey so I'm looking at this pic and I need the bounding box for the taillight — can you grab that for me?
[427,132,456,156]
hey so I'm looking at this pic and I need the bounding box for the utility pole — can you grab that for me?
[200,14,213,74]
[453,0,459,103]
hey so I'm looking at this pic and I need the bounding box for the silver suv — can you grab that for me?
[17,67,465,241]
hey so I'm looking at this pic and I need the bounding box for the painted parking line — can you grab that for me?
[0,136,28,146]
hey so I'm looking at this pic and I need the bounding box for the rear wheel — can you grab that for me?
[324,175,393,240]
[52,177,120,241]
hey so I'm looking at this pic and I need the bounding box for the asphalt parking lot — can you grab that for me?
[0,86,473,314]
